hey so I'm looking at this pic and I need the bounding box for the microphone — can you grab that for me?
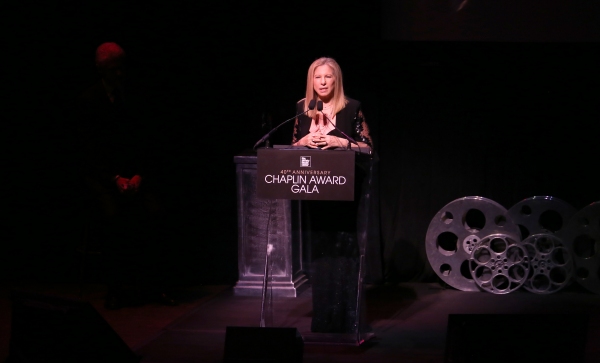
[253,99,316,149]
[316,100,360,151]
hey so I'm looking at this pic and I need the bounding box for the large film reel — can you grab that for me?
[521,233,574,294]
[469,234,530,294]
[507,196,578,240]
[426,196,521,291]
[558,202,600,294]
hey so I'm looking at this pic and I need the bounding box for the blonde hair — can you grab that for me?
[304,57,347,119]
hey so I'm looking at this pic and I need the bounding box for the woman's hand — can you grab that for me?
[316,135,348,149]
[297,133,346,149]
[320,135,347,149]
[297,132,323,148]
[310,135,326,148]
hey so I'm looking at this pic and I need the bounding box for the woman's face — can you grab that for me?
[313,64,336,102]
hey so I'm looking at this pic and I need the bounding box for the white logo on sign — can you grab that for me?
[300,156,311,167]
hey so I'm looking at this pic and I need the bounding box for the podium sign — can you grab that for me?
[257,148,355,201]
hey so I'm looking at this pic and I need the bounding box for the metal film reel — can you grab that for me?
[558,202,600,294]
[507,196,577,240]
[521,233,574,294]
[425,196,521,291]
[469,234,530,294]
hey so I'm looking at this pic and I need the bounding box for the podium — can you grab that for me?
[234,145,379,345]
[233,150,308,298]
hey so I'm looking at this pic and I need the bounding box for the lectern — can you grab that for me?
[233,150,308,297]
[234,145,379,345]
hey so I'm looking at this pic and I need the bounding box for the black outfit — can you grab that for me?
[292,97,377,334]
[77,82,150,187]
[292,97,373,148]
[75,81,171,308]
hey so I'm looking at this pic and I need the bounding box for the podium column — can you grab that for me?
[233,152,308,297]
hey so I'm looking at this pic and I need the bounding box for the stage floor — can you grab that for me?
[2,282,600,363]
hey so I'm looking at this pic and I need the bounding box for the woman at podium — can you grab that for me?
[290,57,378,337]
[291,57,373,150]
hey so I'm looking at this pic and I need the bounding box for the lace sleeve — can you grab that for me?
[291,117,301,144]
[353,108,374,149]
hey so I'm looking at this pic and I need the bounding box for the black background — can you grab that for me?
[3,1,599,285]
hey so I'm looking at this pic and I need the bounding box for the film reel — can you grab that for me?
[507,196,578,240]
[521,233,574,294]
[558,201,600,294]
[508,196,577,240]
[469,234,530,294]
[425,196,521,291]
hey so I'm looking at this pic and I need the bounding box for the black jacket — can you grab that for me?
[292,97,373,148]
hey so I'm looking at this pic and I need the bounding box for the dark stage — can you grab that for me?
[2,282,600,362]
[3,2,600,363]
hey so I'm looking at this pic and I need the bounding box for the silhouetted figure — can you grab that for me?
[75,42,175,310]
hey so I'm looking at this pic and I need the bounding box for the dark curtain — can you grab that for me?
[4,1,598,285]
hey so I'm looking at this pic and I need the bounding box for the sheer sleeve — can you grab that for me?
[291,99,306,145]
[353,107,374,149]
[291,116,301,145]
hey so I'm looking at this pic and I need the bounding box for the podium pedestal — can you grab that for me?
[233,152,308,297]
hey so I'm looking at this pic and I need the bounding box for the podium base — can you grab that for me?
[302,331,375,346]
[233,274,309,297]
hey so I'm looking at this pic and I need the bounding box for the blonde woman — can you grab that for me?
[292,57,373,150]
[292,57,376,335]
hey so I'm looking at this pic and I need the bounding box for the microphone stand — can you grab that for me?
[253,100,316,150]
[317,101,362,154]
[260,112,273,148]
[259,200,275,328]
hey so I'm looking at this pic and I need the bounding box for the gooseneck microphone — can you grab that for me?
[316,100,360,151]
[253,99,316,150]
